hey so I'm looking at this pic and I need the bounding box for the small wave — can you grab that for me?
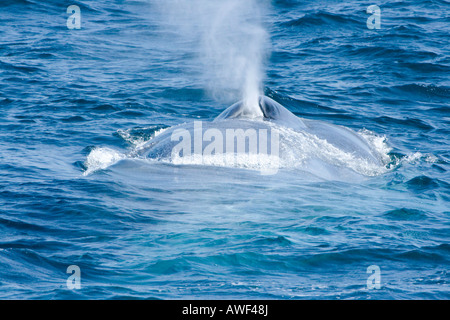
[117,125,169,151]
[83,126,169,175]
[83,147,126,176]
[387,152,438,169]
[0,0,32,6]
[358,129,392,164]
[265,87,347,115]
[385,152,439,173]
[373,116,434,131]
[401,62,450,74]
[406,175,440,191]
[342,45,412,59]
[402,152,438,164]
[61,115,88,123]
[391,84,450,99]
[300,226,330,236]
[251,236,293,246]
[0,60,42,74]
[281,11,359,28]
[383,208,428,221]
[395,244,449,263]
[148,258,191,275]
[272,0,301,9]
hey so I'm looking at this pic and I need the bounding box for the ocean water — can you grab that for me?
[0,0,449,299]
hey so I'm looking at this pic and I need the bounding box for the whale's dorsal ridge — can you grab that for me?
[213,100,262,122]
[258,95,289,121]
[214,95,306,129]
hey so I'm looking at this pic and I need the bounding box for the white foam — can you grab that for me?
[83,147,125,176]
[169,153,281,172]
[358,128,392,164]
[402,152,438,164]
[117,126,169,152]
[277,126,390,177]
[357,131,438,170]
[153,127,169,137]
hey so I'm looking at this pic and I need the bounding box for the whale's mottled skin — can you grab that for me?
[139,96,384,177]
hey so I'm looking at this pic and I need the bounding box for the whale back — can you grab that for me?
[214,96,307,129]
[139,95,387,178]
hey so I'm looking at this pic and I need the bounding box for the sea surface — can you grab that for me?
[0,0,449,299]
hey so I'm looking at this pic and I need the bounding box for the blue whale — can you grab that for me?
[139,96,387,178]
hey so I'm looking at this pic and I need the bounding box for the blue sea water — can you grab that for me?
[0,0,449,299]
